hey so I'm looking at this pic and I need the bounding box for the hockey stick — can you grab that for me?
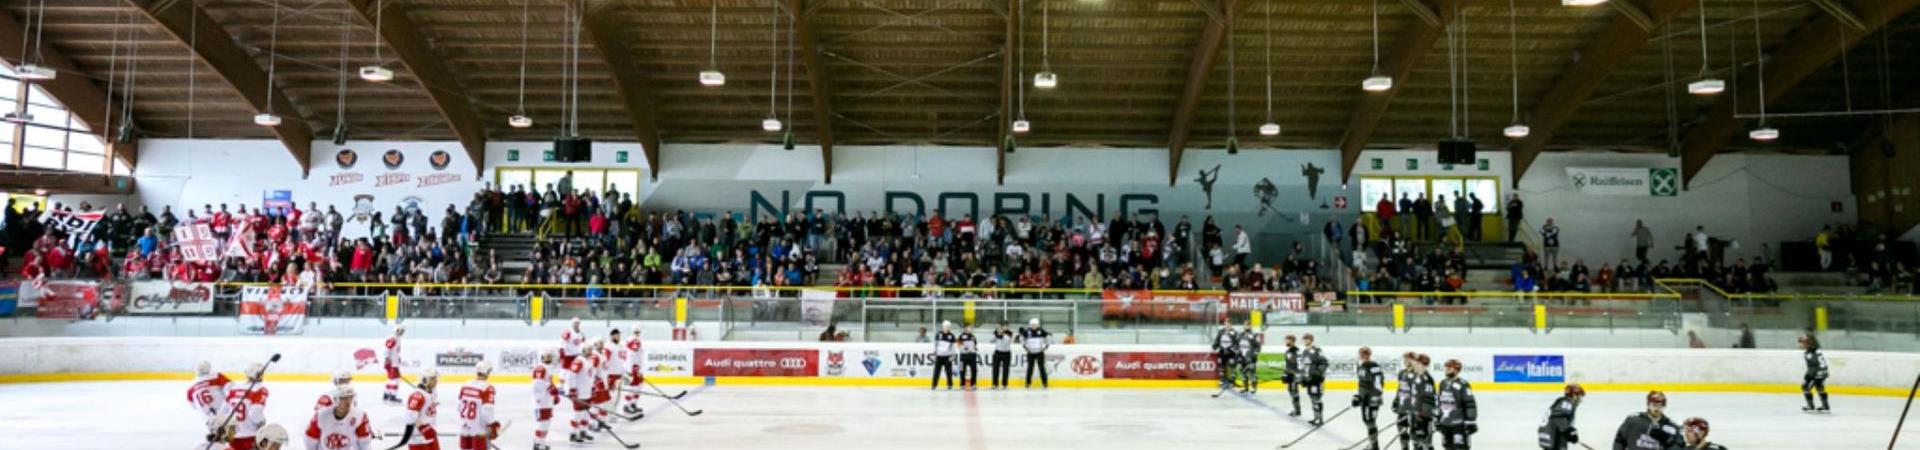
[621,385,688,399]
[644,380,704,417]
[1335,415,1409,450]
[598,426,643,449]
[1578,443,1598,450]
[1275,405,1354,448]
[202,353,282,450]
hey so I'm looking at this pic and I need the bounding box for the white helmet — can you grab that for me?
[1029,318,1041,327]
[476,361,494,377]
[255,424,289,446]
[334,384,356,402]
[394,324,406,335]
[244,362,267,380]
[941,320,952,330]
[632,324,643,336]
[196,361,213,377]
[420,368,439,380]
[332,370,353,385]
[570,317,581,329]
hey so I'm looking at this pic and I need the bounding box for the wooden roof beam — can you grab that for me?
[1809,0,1867,31]
[1166,0,1244,186]
[0,12,135,170]
[997,0,1019,185]
[1607,0,1657,32]
[1336,0,1457,184]
[126,0,314,175]
[342,0,488,176]
[1678,0,1920,188]
[583,3,663,180]
[789,0,837,184]
[1399,0,1443,27]
[1511,0,1696,186]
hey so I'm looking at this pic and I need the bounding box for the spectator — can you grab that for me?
[1232,225,1251,267]
[1505,194,1524,242]
[1816,225,1832,270]
[1631,220,1653,263]
[1397,193,1414,235]
[1468,193,1484,241]
[1687,331,1706,348]
[1413,194,1433,241]
[1541,218,1561,269]
[1452,192,1470,242]
[1737,323,1756,349]
[1374,195,1396,233]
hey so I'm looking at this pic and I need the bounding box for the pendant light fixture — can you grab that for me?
[1686,0,1724,95]
[333,5,352,144]
[1746,0,1775,141]
[1224,7,1239,154]
[15,0,55,80]
[1362,0,1392,92]
[700,2,727,87]
[255,0,284,127]
[1013,0,1031,134]
[359,0,394,82]
[1258,0,1279,137]
[509,0,533,128]
[1561,0,1606,6]
[783,10,796,149]
[1503,0,1529,138]
[1033,0,1057,89]
[762,0,783,132]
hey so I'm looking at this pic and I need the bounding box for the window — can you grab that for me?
[498,170,533,192]
[1358,176,1502,214]
[1431,179,1464,205]
[502,168,644,199]
[605,171,640,198]
[571,171,605,196]
[1466,179,1500,213]
[1393,179,1427,204]
[0,78,111,174]
[1359,178,1393,212]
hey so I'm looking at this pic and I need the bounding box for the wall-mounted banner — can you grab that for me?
[262,190,293,215]
[693,348,817,377]
[1102,352,1214,380]
[41,210,103,239]
[1566,167,1679,197]
[125,281,216,314]
[238,285,309,335]
[173,223,222,263]
[32,281,110,319]
[1493,355,1566,382]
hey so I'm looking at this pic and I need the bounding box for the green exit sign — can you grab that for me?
[506,149,520,162]
[617,150,629,163]
[542,150,556,162]
[1370,158,1383,170]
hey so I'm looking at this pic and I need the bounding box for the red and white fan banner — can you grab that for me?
[238,285,309,335]
[173,223,222,263]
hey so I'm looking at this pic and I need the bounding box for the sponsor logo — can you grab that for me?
[127,281,215,314]
[1494,355,1565,382]
[353,348,378,370]
[382,149,405,169]
[1071,356,1100,376]
[861,351,882,376]
[693,349,817,377]
[416,173,462,188]
[428,150,452,170]
[376,173,413,188]
[825,351,845,376]
[335,149,358,169]
[435,348,485,368]
[498,349,539,372]
[329,172,365,187]
[1103,352,1218,380]
[780,357,807,369]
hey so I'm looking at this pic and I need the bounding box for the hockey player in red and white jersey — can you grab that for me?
[383,325,406,403]
[305,385,373,450]
[606,328,639,417]
[530,351,561,450]
[588,339,615,430]
[558,318,585,371]
[456,362,499,450]
[398,369,441,450]
[189,361,232,420]
[313,371,354,411]
[565,340,599,444]
[619,325,646,415]
[219,363,272,450]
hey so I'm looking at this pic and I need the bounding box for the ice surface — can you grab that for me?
[0,380,1912,449]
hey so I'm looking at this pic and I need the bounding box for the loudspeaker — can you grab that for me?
[1438,139,1476,165]
[554,138,592,163]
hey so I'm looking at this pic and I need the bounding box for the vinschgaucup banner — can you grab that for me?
[1566,167,1679,197]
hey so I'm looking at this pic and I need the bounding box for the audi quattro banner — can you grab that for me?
[1103,352,1218,380]
[693,348,818,377]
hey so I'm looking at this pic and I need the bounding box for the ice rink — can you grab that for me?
[1,380,1913,450]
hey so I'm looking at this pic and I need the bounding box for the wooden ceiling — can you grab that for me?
[4,0,1918,183]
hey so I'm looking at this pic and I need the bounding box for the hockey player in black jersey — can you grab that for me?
[1538,384,1585,450]
[1301,333,1331,425]
[932,321,957,390]
[1672,417,1727,450]
[1234,323,1261,394]
[1403,354,1438,450]
[1434,359,1477,450]
[1799,334,1830,412]
[1213,320,1242,392]
[1353,347,1387,450]
[1284,335,1303,414]
[1613,391,1681,450]
[1394,352,1419,450]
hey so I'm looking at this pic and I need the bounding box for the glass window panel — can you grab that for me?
[571,171,605,197]
[1359,178,1393,212]
[1431,179,1465,207]
[1393,179,1427,204]
[23,125,64,148]
[497,170,533,193]
[0,122,14,144]
[531,170,568,194]
[0,64,15,76]
[1466,179,1500,213]
[27,86,65,108]
[22,147,61,169]
[69,132,104,154]
[26,104,66,127]
[65,153,104,173]
[112,159,129,177]
[0,145,9,165]
[604,170,640,199]
[0,77,17,97]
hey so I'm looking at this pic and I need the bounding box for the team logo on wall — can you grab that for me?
[861,351,882,376]
[1301,163,1324,200]
[351,194,375,223]
[382,149,405,169]
[825,351,845,376]
[429,150,452,170]
[335,149,359,169]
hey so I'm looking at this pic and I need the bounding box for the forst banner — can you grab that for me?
[238,285,310,335]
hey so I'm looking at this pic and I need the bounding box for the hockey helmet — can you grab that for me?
[1647,390,1668,406]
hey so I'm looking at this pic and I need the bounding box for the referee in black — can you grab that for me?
[1020,318,1052,388]
[991,323,1014,389]
[932,320,957,390]
[958,323,980,390]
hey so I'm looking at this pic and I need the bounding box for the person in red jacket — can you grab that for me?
[350,241,374,281]
[1375,194,1397,233]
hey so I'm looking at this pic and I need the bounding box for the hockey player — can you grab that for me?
[1675,417,1727,450]
[457,362,500,450]
[305,385,373,450]
[587,340,615,432]
[314,371,354,411]
[1020,318,1052,388]
[1393,352,1418,450]
[1234,323,1260,394]
[1400,354,1438,450]
[220,363,272,450]
[531,351,562,450]
[1537,384,1585,450]
[1613,391,1681,450]
[1212,323,1243,392]
[1800,334,1831,412]
[958,324,981,390]
[605,330,630,418]
[1282,335,1301,413]
[933,321,957,390]
[1353,347,1387,450]
[1435,359,1478,450]
[566,340,599,443]
[620,325,647,416]
[1301,333,1331,425]
[189,361,231,420]
[256,424,290,450]
[399,369,442,450]
[559,318,585,369]
[383,325,406,403]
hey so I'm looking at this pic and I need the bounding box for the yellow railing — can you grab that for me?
[212,281,1225,297]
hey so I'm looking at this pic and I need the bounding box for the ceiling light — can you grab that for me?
[1259,122,1281,136]
[1033,71,1058,89]
[1687,79,1725,95]
[1012,119,1031,134]
[699,70,726,87]
[1562,0,1607,6]
[1504,124,1531,138]
[1749,126,1779,141]
[358,65,394,82]
[254,113,283,127]
[16,64,56,81]
[1363,75,1394,92]
[508,115,533,128]
[762,117,784,132]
